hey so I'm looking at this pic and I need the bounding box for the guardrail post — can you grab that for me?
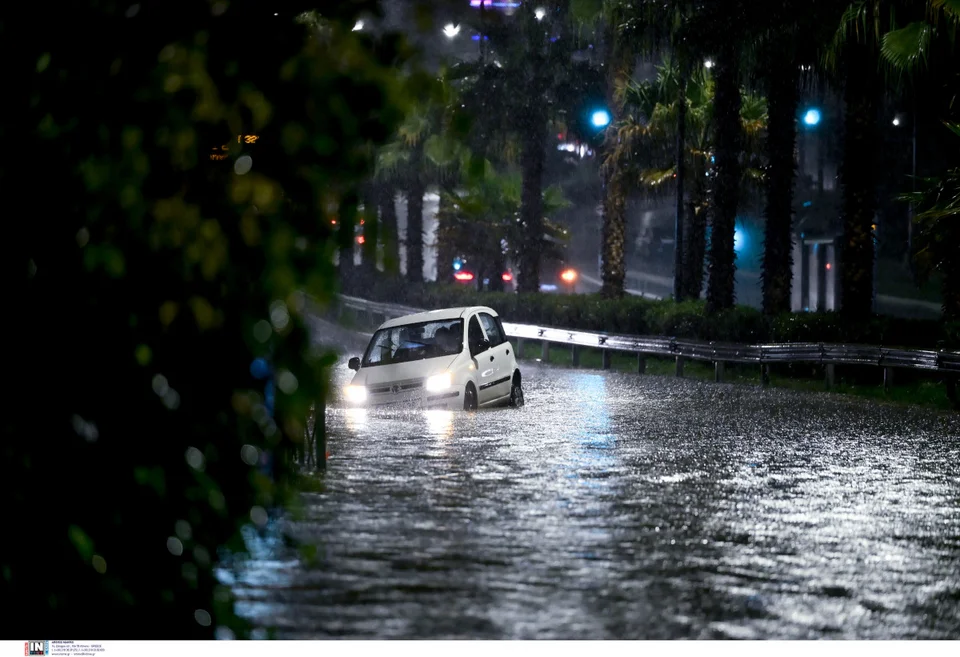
[761,364,770,387]
[637,355,646,374]
[883,366,894,392]
[541,341,550,362]
[572,345,580,367]
[825,363,835,389]
[675,356,684,377]
[601,350,611,370]
[516,338,525,359]
[714,361,724,383]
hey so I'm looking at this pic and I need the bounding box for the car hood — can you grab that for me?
[351,354,460,386]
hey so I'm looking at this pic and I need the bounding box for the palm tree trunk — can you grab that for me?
[682,200,706,299]
[600,28,630,300]
[601,170,627,299]
[405,180,424,283]
[674,64,689,301]
[518,114,546,294]
[337,196,358,293]
[360,186,379,281]
[940,226,960,322]
[943,241,960,321]
[839,42,879,319]
[406,141,425,284]
[436,188,456,285]
[761,56,799,316]
[489,247,506,292]
[379,185,400,275]
[705,42,743,314]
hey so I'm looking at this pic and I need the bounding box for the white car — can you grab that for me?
[344,306,524,410]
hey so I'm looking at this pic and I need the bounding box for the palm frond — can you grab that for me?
[640,167,676,187]
[881,22,932,72]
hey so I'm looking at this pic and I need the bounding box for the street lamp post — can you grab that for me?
[893,100,917,267]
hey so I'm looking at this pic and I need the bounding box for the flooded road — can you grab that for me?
[223,326,960,639]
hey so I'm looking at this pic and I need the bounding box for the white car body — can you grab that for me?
[344,306,523,410]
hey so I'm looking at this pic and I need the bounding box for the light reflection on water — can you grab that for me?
[223,360,960,639]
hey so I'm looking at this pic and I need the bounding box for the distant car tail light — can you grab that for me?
[357,235,365,244]
[454,271,474,282]
[560,268,577,283]
[501,272,513,282]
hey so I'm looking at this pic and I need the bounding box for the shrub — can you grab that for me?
[361,277,951,350]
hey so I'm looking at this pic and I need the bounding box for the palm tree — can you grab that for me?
[455,1,602,293]
[608,60,767,299]
[902,124,960,319]
[822,0,960,319]
[877,2,960,319]
[601,0,700,300]
[755,0,844,316]
[375,74,469,284]
[437,165,570,288]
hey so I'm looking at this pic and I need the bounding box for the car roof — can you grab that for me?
[378,306,498,329]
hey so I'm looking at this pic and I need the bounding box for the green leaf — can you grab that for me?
[881,22,932,72]
[68,526,95,562]
[135,344,152,366]
[943,121,960,139]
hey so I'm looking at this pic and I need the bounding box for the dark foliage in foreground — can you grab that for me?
[1,0,405,638]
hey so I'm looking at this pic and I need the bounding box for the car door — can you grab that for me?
[467,313,499,405]
[477,312,513,401]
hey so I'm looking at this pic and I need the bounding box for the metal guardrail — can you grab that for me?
[335,294,960,389]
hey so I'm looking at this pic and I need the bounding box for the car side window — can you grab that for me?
[478,312,505,346]
[468,315,486,357]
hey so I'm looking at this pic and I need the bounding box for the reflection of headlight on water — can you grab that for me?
[425,372,452,392]
[345,408,368,430]
[344,385,367,403]
[424,410,453,438]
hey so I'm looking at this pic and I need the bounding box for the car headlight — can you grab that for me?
[344,385,367,403]
[425,372,452,393]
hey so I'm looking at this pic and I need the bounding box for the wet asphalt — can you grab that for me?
[221,321,960,639]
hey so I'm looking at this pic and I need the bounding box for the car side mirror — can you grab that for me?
[348,357,360,371]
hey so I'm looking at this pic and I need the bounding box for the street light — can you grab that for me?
[590,109,611,128]
[803,108,821,126]
[443,23,460,38]
[704,59,714,69]
[352,20,364,31]
[535,7,546,20]
[892,116,901,126]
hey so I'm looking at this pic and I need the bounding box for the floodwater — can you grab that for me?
[221,324,960,639]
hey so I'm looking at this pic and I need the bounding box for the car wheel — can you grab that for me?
[463,383,478,411]
[509,378,524,408]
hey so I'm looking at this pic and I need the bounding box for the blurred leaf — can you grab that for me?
[68,526,95,562]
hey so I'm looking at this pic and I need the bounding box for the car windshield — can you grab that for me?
[361,318,464,368]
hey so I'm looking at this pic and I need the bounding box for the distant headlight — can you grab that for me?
[344,385,367,403]
[425,372,452,392]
